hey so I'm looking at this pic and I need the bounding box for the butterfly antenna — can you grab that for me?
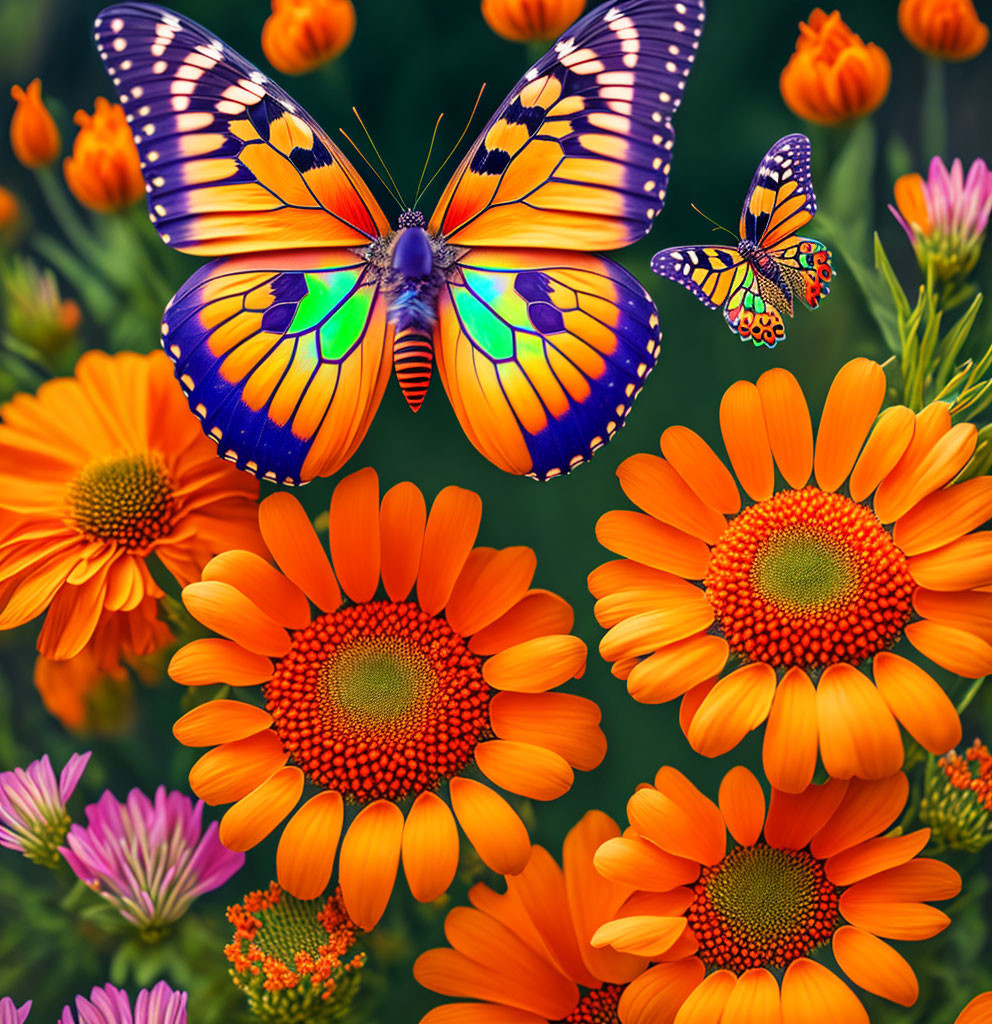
[352,106,406,208]
[417,83,486,203]
[339,126,404,209]
[413,112,445,208]
[690,203,738,240]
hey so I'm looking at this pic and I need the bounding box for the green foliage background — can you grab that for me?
[0,0,990,1021]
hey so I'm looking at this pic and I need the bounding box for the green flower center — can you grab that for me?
[753,531,856,611]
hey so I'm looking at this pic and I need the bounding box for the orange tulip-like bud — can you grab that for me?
[261,0,356,75]
[899,0,989,60]
[63,97,144,213]
[779,9,892,125]
[9,79,61,168]
[0,185,21,240]
[481,0,586,42]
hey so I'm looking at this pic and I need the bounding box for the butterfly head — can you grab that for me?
[397,209,426,229]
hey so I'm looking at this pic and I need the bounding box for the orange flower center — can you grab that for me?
[265,601,492,804]
[560,984,623,1024]
[705,487,914,669]
[688,844,840,972]
[66,451,176,550]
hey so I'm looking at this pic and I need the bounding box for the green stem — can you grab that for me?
[921,58,947,159]
[956,675,986,715]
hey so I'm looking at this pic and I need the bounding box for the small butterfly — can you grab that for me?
[651,133,832,348]
[93,0,705,484]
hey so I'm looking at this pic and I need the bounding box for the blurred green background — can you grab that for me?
[1,0,991,1021]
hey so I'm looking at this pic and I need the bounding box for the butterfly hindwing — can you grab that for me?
[163,251,391,484]
[723,262,787,347]
[428,0,705,251]
[769,235,833,310]
[434,249,661,480]
[94,3,389,255]
[740,133,817,249]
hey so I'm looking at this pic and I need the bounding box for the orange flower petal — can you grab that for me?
[722,968,781,1024]
[718,766,765,847]
[594,577,704,629]
[600,602,714,662]
[594,835,700,891]
[720,381,774,501]
[596,511,711,579]
[780,957,867,1024]
[679,678,717,737]
[482,635,586,692]
[218,765,303,852]
[182,580,290,657]
[849,407,917,502]
[873,652,961,754]
[449,777,530,875]
[913,587,992,645]
[875,423,977,523]
[446,546,537,637]
[328,467,381,603]
[168,638,273,687]
[894,477,992,556]
[872,403,951,524]
[475,739,573,800]
[908,532,992,591]
[956,992,992,1024]
[591,915,688,958]
[379,481,426,602]
[626,635,729,705]
[339,799,404,930]
[845,858,961,902]
[617,959,706,1024]
[173,699,272,747]
[762,668,817,794]
[188,730,287,806]
[816,664,904,780]
[757,368,813,489]
[814,359,886,493]
[419,1004,545,1024]
[401,791,459,903]
[905,619,992,676]
[687,663,776,758]
[469,589,575,655]
[764,779,849,851]
[831,926,918,1006]
[838,897,951,941]
[660,425,741,514]
[809,773,908,859]
[628,770,725,866]
[258,492,340,612]
[488,692,605,771]
[618,454,727,544]
[672,969,736,1024]
[201,550,310,630]
[417,486,482,615]
[276,791,344,900]
[588,559,692,600]
[824,828,931,886]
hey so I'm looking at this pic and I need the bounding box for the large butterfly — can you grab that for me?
[651,133,832,348]
[93,0,704,484]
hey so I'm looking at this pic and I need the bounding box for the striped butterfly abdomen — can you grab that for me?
[392,326,434,413]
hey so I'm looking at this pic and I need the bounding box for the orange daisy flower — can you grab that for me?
[0,350,263,661]
[415,810,672,1024]
[592,358,992,792]
[591,765,960,1021]
[170,468,599,930]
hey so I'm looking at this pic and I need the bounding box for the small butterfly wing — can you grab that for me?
[434,249,661,479]
[428,0,705,252]
[723,262,787,348]
[739,133,817,250]
[650,244,745,310]
[163,250,391,484]
[94,4,389,255]
[769,235,833,310]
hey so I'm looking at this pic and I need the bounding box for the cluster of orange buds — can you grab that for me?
[921,739,992,852]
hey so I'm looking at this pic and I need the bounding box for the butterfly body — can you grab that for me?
[95,0,704,482]
[652,134,832,349]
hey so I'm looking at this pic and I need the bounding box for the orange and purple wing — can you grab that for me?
[434,249,661,479]
[94,4,389,255]
[163,250,391,484]
[739,133,817,250]
[428,0,705,251]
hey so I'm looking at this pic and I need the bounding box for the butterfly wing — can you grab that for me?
[739,133,817,250]
[94,4,389,254]
[428,0,704,251]
[433,249,660,480]
[769,235,833,310]
[163,250,391,484]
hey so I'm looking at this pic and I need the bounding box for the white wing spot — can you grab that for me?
[524,66,538,81]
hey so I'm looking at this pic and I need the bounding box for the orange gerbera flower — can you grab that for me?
[592,358,992,792]
[592,766,960,1020]
[170,468,599,930]
[779,9,891,124]
[899,0,989,60]
[415,809,676,1024]
[0,350,263,661]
